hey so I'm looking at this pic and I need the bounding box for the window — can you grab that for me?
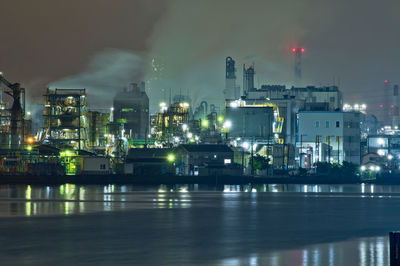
[326,121,330,128]
[330,97,335,103]
[336,121,340,128]
[100,164,106,170]
[224,159,231,164]
[315,121,320,128]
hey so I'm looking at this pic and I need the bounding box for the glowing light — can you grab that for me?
[361,165,366,171]
[27,137,34,144]
[379,104,383,108]
[376,166,381,171]
[385,80,388,83]
[292,48,297,52]
[242,142,250,149]
[187,132,193,138]
[230,101,238,108]
[301,48,305,52]
[217,116,224,123]
[167,154,175,162]
[182,124,188,131]
[388,154,393,160]
[26,145,32,151]
[201,120,209,128]
[223,120,232,129]
[391,104,394,108]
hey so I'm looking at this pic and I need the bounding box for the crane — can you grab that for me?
[0,73,25,148]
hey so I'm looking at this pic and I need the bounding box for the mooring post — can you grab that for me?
[390,232,400,265]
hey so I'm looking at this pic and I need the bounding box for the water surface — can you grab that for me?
[0,183,397,265]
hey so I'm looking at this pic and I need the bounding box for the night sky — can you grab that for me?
[1,0,400,115]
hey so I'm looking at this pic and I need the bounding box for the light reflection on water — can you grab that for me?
[217,236,388,266]
[0,183,398,265]
[1,183,400,217]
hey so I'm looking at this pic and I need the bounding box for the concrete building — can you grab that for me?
[240,97,305,145]
[82,157,111,175]
[174,144,234,176]
[113,82,149,139]
[225,102,274,140]
[126,148,174,176]
[298,111,361,166]
[247,85,342,110]
[367,135,400,159]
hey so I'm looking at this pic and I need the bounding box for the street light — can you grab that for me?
[167,154,175,162]
[223,120,232,140]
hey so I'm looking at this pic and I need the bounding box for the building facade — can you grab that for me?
[247,85,342,110]
[298,111,361,166]
[113,82,149,139]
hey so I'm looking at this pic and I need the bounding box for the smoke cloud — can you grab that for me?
[48,49,144,108]
[145,0,400,116]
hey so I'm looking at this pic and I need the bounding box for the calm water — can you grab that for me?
[0,183,399,265]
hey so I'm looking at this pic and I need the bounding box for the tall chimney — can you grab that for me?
[393,85,399,128]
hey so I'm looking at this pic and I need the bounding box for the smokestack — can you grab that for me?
[393,85,399,129]
[140,81,146,93]
[224,57,237,100]
[383,80,391,126]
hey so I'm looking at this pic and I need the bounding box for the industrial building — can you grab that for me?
[224,57,240,100]
[225,100,275,140]
[87,110,110,153]
[0,74,28,149]
[297,111,361,166]
[243,64,255,95]
[43,88,89,150]
[154,101,190,143]
[174,144,236,176]
[246,85,342,110]
[113,82,149,139]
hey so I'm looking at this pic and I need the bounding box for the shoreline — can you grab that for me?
[0,174,392,185]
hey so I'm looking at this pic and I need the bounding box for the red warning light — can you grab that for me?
[385,80,388,83]
[391,104,394,108]
[301,48,305,52]
[292,48,297,52]
[380,104,383,108]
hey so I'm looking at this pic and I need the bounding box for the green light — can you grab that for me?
[167,154,175,162]
[27,145,32,151]
[201,120,209,128]
[218,116,224,123]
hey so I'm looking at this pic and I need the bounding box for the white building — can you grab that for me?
[297,111,361,166]
[247,85,343,110]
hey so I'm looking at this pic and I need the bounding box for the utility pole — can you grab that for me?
[337,136,340,163]
[327,136,331,163]
[251,138,254,176]
[300,134,303,168]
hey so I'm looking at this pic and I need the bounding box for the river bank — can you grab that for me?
[0,174,380,185]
